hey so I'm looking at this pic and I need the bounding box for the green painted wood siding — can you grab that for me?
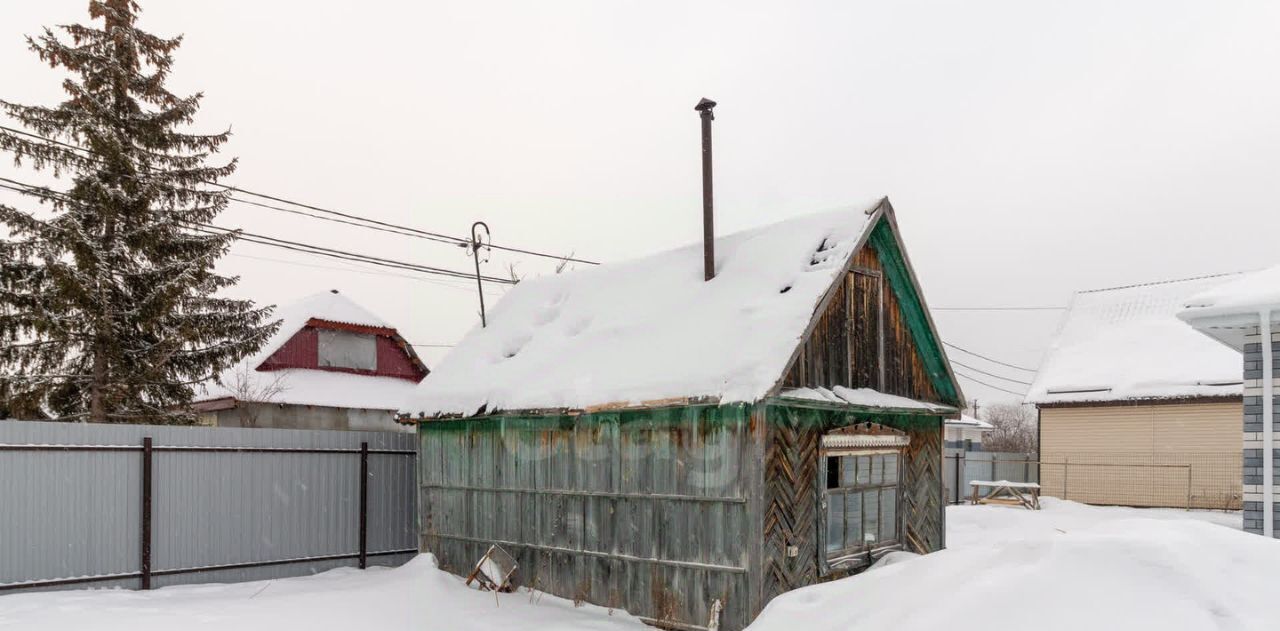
[419,403,763,631]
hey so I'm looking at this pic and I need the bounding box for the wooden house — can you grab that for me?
[403,199,963,630]
[194,290,427,432]
[1026,274,1244,509]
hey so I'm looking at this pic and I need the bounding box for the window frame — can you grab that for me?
[818,444,905,574]
[316,328,378,372]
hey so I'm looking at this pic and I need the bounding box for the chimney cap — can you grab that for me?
[695,97,717,112]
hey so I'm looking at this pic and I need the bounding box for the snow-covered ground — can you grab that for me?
[751,498,1277,631]
[1,499,1275,631]
[0,556,643,631]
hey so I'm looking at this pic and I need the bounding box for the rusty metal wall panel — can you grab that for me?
[0,421,416,592]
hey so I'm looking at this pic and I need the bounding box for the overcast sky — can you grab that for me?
[3,1,1279,404]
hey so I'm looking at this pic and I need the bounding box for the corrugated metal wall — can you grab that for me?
[420,405,760,631]
[0,420,416,592]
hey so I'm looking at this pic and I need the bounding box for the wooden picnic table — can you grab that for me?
[969,479,1041,510]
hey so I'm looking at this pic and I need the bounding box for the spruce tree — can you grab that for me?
[0,0,277,423]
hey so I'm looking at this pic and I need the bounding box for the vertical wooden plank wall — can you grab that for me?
[419,404,759,630]
[782,242,940,404]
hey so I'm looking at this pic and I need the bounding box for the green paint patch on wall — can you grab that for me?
[765,400,943,432]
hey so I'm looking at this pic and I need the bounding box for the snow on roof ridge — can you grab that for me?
[286,289,392,328]
[1075,271,1243,296]
[404,202,892,417]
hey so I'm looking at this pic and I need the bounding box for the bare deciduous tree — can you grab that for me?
[981,403,1038,453]
[222,365,288,428]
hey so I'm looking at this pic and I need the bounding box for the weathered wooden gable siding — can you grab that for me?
[851,243,941,402]
[419,404,763,631]
[759,403,943,605]
[782,240,941,404]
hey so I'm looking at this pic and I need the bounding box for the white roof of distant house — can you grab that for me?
[1026,274,1245,405]
[404,201,908,418]
[946,414,993,430]
[197,291,419,411]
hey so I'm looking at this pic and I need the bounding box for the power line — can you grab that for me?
[0,124,599,265]
[225,195,461,246]
[189,223,515,284]
[0,176,516,286]
[943,341,1038,373]
[1,179,507,290]
[951,368,1028,397]
[226,252,507,295]
[948,359,1033,386]
[932,306,1064,311]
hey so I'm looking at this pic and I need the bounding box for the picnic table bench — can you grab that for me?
[969,479,1041,510]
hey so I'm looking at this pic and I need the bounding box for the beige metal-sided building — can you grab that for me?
[1026,274,1244,509]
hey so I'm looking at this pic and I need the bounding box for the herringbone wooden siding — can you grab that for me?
[762,412,820,602]
[901,424,944,553]
[760,405,943,606]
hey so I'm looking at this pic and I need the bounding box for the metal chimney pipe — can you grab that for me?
[695,97,717,281]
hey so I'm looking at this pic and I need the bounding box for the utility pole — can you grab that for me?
[469,221,490,327]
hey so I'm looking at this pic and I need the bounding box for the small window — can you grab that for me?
[822,449,903,566]
[317,329,377,371]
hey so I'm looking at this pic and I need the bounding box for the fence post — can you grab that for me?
[141,436,153,590]
[359,441,369,570]
[991,454,997,481]
[953,453,962,505]
[1063,458,1069,500]
[1186,465,1192,512]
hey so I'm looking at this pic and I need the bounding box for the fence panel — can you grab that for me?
[0,420,417,592]
[944,451,1038,504]
[945,450,1242,510]
[1039,452,1241,510]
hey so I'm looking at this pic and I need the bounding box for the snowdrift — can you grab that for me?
[0,555,642,631]
[749,503,1278,631]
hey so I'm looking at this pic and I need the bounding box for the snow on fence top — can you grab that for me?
[1181,263,1280,319]
[197,290,418,411]
[1026,273,1244,405]
[403,202,884,418]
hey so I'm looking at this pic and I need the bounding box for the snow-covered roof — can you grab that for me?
[945,414,993,430]
[1027,274,1244,405]
[1177,264,1280,351]
[779,387,955,413]
[1180,264,1280,320]
[196,290,417,411]
[404,202,892,417]
[201,369,420,411]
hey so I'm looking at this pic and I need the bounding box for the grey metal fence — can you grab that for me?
[0,420,417,593]
[943,450,1038,505]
